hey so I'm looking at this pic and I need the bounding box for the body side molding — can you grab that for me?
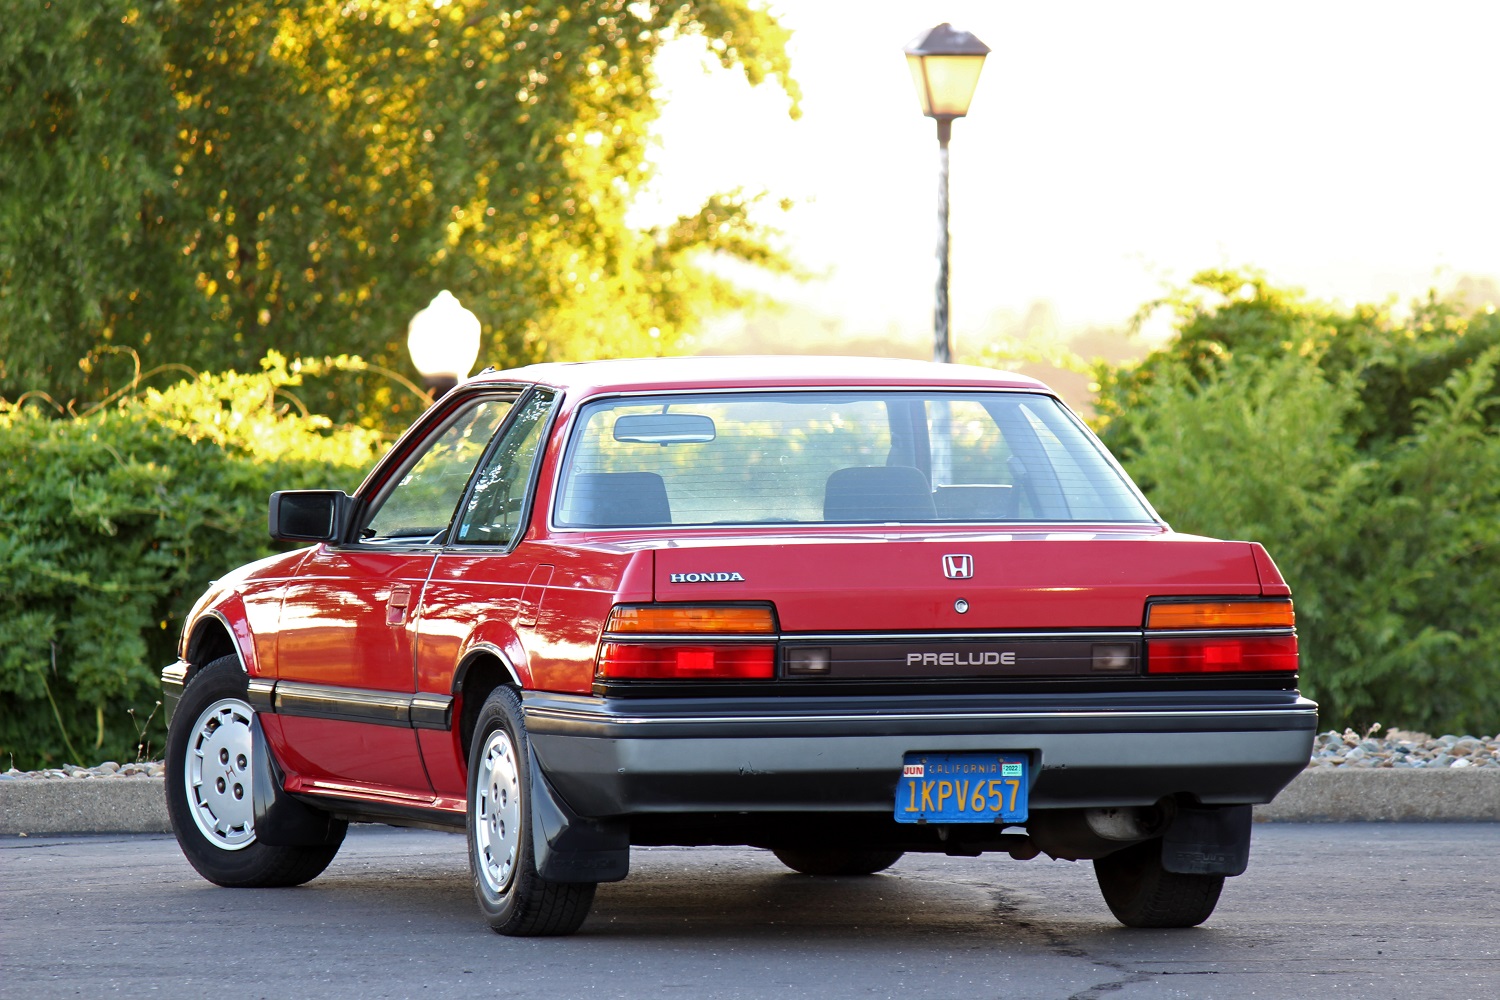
[248,679,455,731]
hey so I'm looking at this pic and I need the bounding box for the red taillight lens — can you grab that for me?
[597,643,776,680]
[1146,635,1299,674]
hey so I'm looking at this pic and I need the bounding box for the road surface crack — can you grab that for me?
[990,891,1213,999]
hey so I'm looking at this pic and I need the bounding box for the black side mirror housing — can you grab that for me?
[269,490,352,543]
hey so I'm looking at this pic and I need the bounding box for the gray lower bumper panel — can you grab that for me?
[523,690,1318,817]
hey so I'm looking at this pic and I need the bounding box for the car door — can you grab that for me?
[415,388,559,798]
[270,394,517,800]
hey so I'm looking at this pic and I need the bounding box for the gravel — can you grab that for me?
[1,761,165,781]
[5,728,1497,780]
[1308,727,1500,769]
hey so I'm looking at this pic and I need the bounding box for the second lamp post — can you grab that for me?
[905,23,990,364]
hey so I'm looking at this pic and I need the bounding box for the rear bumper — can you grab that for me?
[522,690,1318,818]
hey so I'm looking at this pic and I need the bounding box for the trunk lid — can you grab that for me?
[650,529,1265,632]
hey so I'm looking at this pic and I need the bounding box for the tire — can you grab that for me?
[165,655,345,887]
[467,687,596,936]
[772,847,905,877]
[1093,838,1225,928]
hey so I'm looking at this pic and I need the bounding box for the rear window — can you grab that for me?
[554,391,1154,527]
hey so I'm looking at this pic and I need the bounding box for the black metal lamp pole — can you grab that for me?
[905,24,990,364]
[934,115,954,363]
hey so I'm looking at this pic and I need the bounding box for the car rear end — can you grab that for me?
[525,536,1313,842]
[521,367,1315,924]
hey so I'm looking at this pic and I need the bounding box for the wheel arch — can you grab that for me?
[185,610,244,677]
[453,645,523,761]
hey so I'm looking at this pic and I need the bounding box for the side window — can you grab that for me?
[364,398,515,543]
[942,399,1014,483]
[1016,401,1144,520]
[456,389,556,546]
[928,399,1022,520]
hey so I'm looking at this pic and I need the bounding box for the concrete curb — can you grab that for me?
[1,778,171,836]
[1252,768,1500,823]
[2,769,1498,836]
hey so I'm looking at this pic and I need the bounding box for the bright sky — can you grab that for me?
[637,0,1500,357]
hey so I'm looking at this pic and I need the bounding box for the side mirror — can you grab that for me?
[269,490,352,543]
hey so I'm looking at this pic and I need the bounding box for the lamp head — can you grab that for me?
[407,290,482,388]
[905,23,990,121]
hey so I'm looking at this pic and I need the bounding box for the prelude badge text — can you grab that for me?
[907,651,1015,667]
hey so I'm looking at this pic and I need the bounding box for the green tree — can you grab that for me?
[1,0,797,423]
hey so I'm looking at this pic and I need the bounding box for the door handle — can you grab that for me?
[386,584,413,626]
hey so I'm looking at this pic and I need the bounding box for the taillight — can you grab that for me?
[597,643,775,679]
[1146,635,1299,674]
[598,603,777,681]
[1145,598,1297,675]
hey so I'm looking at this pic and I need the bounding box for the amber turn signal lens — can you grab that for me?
[606,604,777,635]
[1147,600,1294,630]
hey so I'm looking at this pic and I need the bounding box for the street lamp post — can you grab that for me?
[905,23,990,364]
[407,290,482,400]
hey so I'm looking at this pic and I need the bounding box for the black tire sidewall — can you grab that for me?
[165,656,268,884]
[466,687,536,928]
[1094,840,1147,914]
[165,655,343,888]
[1093,838,1225,928]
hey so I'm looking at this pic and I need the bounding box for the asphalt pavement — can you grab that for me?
[2,824,1496,1000]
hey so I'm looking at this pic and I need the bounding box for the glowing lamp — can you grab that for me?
[407,290,481,398]
[905,23,990,128]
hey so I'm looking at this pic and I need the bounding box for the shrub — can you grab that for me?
[0,355,382,768]
[1100,274,1500,733]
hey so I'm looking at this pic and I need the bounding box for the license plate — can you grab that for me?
[895,753,1028,824]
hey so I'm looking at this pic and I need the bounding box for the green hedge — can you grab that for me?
[1098,273,1500,734]
[0,356,382,769]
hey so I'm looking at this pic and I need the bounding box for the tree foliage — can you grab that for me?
[1098,271,1500,733]
[1,0,797,423]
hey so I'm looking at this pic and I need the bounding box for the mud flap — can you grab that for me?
[1161,804,1252,876]
[249,716,345,847]
[528,755,630,883]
